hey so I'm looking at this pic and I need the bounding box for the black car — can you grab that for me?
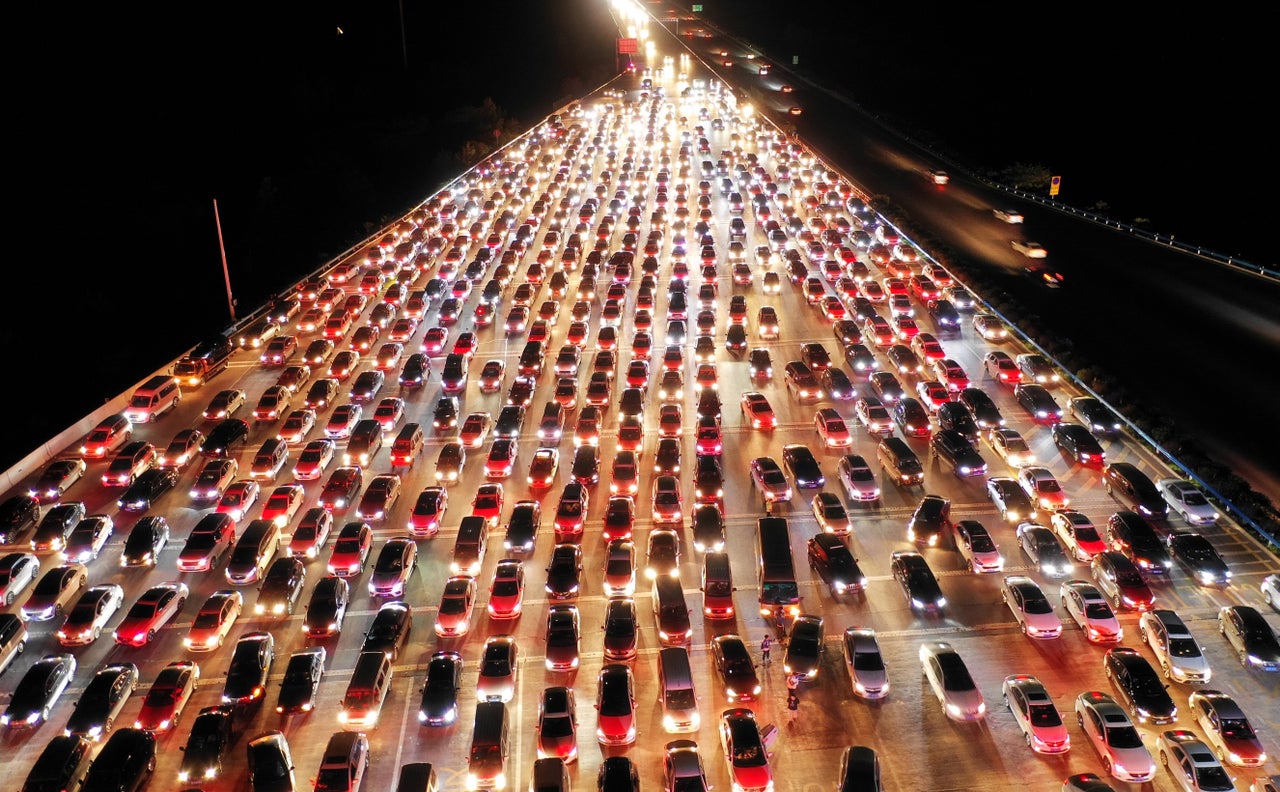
[806,533,867,595]
[1051,421,1107,466]
[930,429,987,478]
[398,353,430,388]
[303,575,350,639]
[545,544,583,599]
[693,454,725,502]
[200,418,251,457]
[603,596,639,661]
[247,731,297,792]
[21,734,94,792]
[598,757,640,792]
[0,494,41,544]
[64,662,138,741]
[221,632,275,709]
[361,600,412,660]
[711,635,761,702]
[957,387,1004,429]
[275,649,325,715]
[1104,646,1178,724]
[690,503,726,553]
[1104,462,1168,519]
[494,405,525,438]
[1013,383,1063,424]
[503,500,541,555]
[1219,605,1280,671]
[927,298,961,331]
[417,650,463,726]
[178,705,235,783]
[441,354,468,394]
[892,397,932,437]
[431,395,460,431]
[1166,532,1231,586]
[79,728,156,792]
[868,371,905,404]
[800,342,832,370]
[116,467,178,513]
[651,438,681,478]
[892,551,945,613]
[255,557,306,617]
[1106,511,1172,577]
[907,494,953,546]
[696,389,722,421]
[120,516,169,568]
[783,614,825,679]
[781,444,825,488]
[843,342,877,374]
[725,323,748,351]
[935,402,979,442]
[1070,396,1122,436]
[5,653,76,727]
[571,445,600,485]
[31,501,85,553]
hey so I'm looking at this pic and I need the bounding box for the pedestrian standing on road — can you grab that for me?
[760,634,772,665]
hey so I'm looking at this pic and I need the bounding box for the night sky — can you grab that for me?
[4,0,1269,472]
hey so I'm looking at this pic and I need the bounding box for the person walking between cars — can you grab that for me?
[760,634,773,666]
[786,672,801,714]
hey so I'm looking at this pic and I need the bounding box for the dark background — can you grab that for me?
[4,0,1270,472]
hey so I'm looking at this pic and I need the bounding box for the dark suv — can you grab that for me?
[1105,511,1172,577]
[930,429,987,478]
[907,494,953,546]
[806,533,866,595]
[1103,463,1168,519]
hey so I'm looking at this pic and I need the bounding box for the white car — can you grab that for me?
[1139,609,1211,684]
[0,552,40,607]
[842,627,889,700]
[1011,240,1048,258]
[1264,574,1280,613]
[57,583,126,646]
[1156,478,1220,525]
[1017,523,1073,578]
[1075,691,1156,783]
[926,168,949,185]
[837,454,881,503]
[1002,675,1069,754]
[1060,580,1122,644]
[476,635,518,703]
[1001,575,1062,639]
[986,427,1035,468]
[953,519,1004,574]
[1155,730,1237,792]
[1017,466,1070,511]
[993,208,1025,224]
[920,641,985,721]
[1050,510,1108,561]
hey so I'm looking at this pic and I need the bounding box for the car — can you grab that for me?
[1014,353,1059,385]
[428,575,478,638]
[1167,532,1232,586]
[291,438,335,482]
[1060,579,1123,643]
[304,377,341,409]
[181,589,243,652]
[953,519,1005,573]
[1002,675,1069,754]
[366,535,416,599]
[277,408,317,445]
[553,482,589,542]
[432,395,460,432]
[220,632,275,711]
[413,650,464,729]
[1017,522,1074,577]
[0,552,39,608]
[1102,646,1178,726]
[324,404,363,440]
[326,520,373,578]
[373,395,405,431]
[254,557,306,616]
[1049,509,1107,561]
[1157,478,1221,525]
[260,483,306,527]
[62,513,115,563]
[318,466,362,512]
[134,659,199,732]
[914,379,950,413]
[1017,466,1070,511]
[749,456,793,503]
[868,370,906,404]
[1139,608,1212,685]
[930,429,987,477]
[854,396,893,435]
[570,444,600,485]
[1187,689,1267,768]
[1093,549,1157,611]
[203,388,247,420]
[302,574,349,639]
[920,641,985,721]
[1218,605,1280,671]
[253,385,293,423]
[544,604,581,672]
[740,391,776,430]
[398,353,430,389]
[981,428,1032,470]
[31,501,79,553]
[28,458,88,503]
[1052,421,1108,466]
[356,474,402,522]
[1068,396,1122,436]
[930,358,969,393]
[176,704,236,783]
[986,476,1036,524]
[359,599,412,661]
[476,634,519,703]
[807,533,866,596]
[892,551,945,613]
[1002,575,1062,639]
[1074,691,1156,783]
[812,408,852,449]
[645,528,682,582]
[545,544,583,600]
[22,563,88,623]
[2,652,76,729]
[1012,240,1048,258]
[804,490,851,535]
[483,558,525,621]
[1104,462,1169,519]
[836,627,891,702]
[958,387,1004,429]
[1106,510,1172,576]
[1155,729,1238,792]
[782,613,826,681]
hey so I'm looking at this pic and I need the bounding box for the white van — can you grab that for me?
[125,375,182,423]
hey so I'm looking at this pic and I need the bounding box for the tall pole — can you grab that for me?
[398,0,408,72]
[213,198,236,322]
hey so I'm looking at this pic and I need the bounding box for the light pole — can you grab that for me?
[213,198,236,322]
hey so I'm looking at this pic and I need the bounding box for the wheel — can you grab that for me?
[147,629,156,642]
[1218,619,1226,635]
[3,592,12,606]
[1104,480,1112,494]
[92,626,101,641]
[1265,589,1274,607]
[54,603,64,616]
[1076,713,1084,728]
[1024,732,1032,747]
[1240,650,1249,667]
[1161,751,1169,768]
[1102,757,1112,775]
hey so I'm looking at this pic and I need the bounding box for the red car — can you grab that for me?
[602,496,636,542]
[740,392,776,429]
[408,486,447,537]
[134,660,199,732]
[485,439,519,480]
[695,416,723,454]
[488,558,526,619]
[553,482,589,542]
[472,482,504,527]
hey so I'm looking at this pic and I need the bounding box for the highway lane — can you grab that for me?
[4,56,1279,792]
[654,5,1280,498]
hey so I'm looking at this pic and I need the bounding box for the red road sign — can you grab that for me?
[617,38,638,54]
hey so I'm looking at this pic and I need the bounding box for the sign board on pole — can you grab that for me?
[617,38,638,54]
[1050,175,1061,197]
[792,55,799,65]
[692,4,703,11]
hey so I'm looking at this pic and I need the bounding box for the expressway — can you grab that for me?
[4,39,1279,792]
[651,3,1280,495]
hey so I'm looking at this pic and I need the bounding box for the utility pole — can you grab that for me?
[398,0,408,71]
[213,198,236,322]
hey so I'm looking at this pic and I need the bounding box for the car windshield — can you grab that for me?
[192,609,223,628]
[1085,602,1114,619]
[853,650,884,672]
[439,595,467,615]
[1168,638,1201,658]
[1194,766,1233,787]
[492,578,519,596]
[606,615,635,636]
[1028,703,1061,727]
[249,746,291,779]
[937,654,975,690]
[1104,724,1144,749]
[559,501,582,516]
[482,655,510,676]
[1116,568,1145,587]
[1023,594,1053,614]
[1220,717,1256,739]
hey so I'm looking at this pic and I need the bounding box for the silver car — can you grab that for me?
[920,641,984,721]
[842,627,889,700]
